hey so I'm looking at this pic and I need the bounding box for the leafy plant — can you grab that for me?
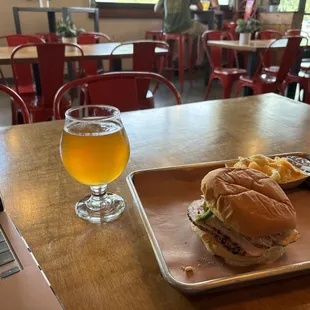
[56,17,85,38]
[236,18,261,33]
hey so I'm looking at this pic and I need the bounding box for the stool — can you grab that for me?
[145,30,164,41]
[163,33,193,93]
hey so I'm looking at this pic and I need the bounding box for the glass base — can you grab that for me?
[75,192,125,223]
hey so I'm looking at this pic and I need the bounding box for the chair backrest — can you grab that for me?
[224,22,238,40]
[261,36,305,83]
[77,32,111,76]
[109,40,170,99]
[53,72,181,119]
[11,43,85,108]
[0,35,45,92]
[255,30,282,40]
[0,84,30,124]
[285,29,309,39]
[202,30,235,70]
[78,32,111,44]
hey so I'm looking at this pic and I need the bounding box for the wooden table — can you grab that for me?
[207,39,309,97]
[0,42,168,65]
[2,93,310,309]
[207,39,275,52]
[207,39,275,96]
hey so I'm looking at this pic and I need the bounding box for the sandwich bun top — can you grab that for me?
[201,167,296,237]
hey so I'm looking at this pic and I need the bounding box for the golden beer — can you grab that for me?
[61,121,130,186]
[202,1,210,10]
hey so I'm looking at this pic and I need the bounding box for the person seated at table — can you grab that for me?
[154,0,219,65]
[154,0,220,35]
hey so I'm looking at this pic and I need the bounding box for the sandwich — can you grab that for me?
[187,167,300,266]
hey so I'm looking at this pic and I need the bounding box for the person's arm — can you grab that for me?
[210,0,220,10]
[154,0,164,13]
[193,0,203,11]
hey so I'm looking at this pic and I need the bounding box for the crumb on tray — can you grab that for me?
[181,265,194,272]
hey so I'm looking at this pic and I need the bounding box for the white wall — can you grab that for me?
[0,0,162,75]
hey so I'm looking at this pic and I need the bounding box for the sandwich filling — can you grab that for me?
[188,199,300,257]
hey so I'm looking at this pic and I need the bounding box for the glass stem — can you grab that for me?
[88,185,108,211]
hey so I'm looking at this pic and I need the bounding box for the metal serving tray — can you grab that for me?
[126,152,310,293]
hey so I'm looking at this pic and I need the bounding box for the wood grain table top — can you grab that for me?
[207,39,275,52]
[2,93,310,309]
[0,42,168,65]
[207,38,309,52]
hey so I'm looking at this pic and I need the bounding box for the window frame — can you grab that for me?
[94,0,231,18]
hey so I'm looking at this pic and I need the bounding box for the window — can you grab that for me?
[278,0,299,12]
[303,0,309,34]
[95,0,229,6]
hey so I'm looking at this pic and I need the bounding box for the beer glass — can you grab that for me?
[60,105,130,223]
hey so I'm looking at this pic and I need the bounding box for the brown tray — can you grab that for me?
[127,152,310,293]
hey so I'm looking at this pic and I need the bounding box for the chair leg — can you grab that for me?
[235,81,243,97]
[178,37,185,93]
[166,40,174,81]
[204,76,216,100]
[222,79,234,99]
[187,37,193,86]
[11,100,17,125]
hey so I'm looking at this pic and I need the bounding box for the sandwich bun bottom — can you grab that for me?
[191,224,287,266]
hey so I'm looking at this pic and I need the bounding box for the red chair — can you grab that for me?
[11,43,85,123]
[255,30,282,69]
[202,30,246,99]
[223,22,238,40]
[0,84,30,124]
[109,40,170,109]
[162,33,193,93]
[283,46,310,104]
[255,30,282,40]
[285,29,308,37]
[78,32,111,76]
[235,36,304,96]
[145,30,163,41]
[54,72,181,119]
[0,35,45,95]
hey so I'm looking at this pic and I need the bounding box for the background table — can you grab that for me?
[1,93,310,309]
[0,42,168,65]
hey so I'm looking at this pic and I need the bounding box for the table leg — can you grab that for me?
[244,51,259,96]
[47,12,56,33]
[33,64,41,96]
[111,58,122,71]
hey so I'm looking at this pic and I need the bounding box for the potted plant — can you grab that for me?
[236,18,261,45]
[56,17,85,45]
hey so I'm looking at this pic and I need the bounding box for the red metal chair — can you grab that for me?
[11,43,85,123]
[0,35,45,95]
[109,40,170,108]
[235,36,304,96]
[255,30,282,40]
[202,30,246,99]
[283,46,310,104]
[255,30,282,69]
[285,29,309,37]
[54,72,181,119]
[145,30,163,41]
[162,33,193,93]
[0,84,30,124]
[223,21,238,39]
[78,32,111,76]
